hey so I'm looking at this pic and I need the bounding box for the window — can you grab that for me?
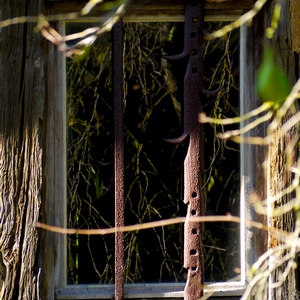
[43,1,257,299]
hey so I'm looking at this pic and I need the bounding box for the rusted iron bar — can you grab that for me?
[182,2,204,298]
[113,20,125,300]
[163,0,205,298]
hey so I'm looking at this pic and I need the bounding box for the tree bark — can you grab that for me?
[263,0,297,299]
[0,0,45,299]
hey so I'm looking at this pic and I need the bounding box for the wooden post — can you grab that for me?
[0,0,46,299]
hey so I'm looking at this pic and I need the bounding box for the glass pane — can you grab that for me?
[66,21,240,285]
[123,23,186,283]
[203,23,240,282]
[66,24,115,284]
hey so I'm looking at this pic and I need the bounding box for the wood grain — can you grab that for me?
[0,0,45,298]
[50,0,254,19]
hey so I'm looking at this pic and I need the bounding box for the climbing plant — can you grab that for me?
[66,21,240,284]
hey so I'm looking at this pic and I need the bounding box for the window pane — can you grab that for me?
[123,23,186,283]
[66,24,115,284]
[203,23,240,282]
[66,21,240,285]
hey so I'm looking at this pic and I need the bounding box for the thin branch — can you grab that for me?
[218,111,273,139]
[205,0,268,40]
[199,102,273,125]
[36,214,290,240]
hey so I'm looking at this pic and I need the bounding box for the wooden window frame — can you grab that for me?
[43,1,259,299]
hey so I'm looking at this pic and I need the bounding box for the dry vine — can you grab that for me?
[0,0,298,298]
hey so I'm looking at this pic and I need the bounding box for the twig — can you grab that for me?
[36,214,290,240]
[205,0,268,40]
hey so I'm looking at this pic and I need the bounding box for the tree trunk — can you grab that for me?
[263,0,297,298]
[0,0,45,299]
[249,0,298,298]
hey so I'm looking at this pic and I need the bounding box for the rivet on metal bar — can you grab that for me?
[163,0,205,299]
[113,20,125,300]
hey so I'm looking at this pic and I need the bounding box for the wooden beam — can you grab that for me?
[49,0,254,20]
[133,0,254,10]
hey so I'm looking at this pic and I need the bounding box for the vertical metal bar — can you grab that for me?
[183,1,204,299]
[113,20,124,300]
[163,0,205,298]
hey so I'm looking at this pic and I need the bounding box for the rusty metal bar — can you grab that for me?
[163,0,205,298]
[182,2,204,299]
[113,20,125,300]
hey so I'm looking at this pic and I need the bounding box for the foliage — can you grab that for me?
[256,46,291,109]
[63,0,300,297]
[66,20,240,284]
[2,0,300,298]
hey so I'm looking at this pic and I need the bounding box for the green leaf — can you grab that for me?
[256,47,291,109]
[91,168,104,199]
[95,178,104,199]
[207,176,215,192]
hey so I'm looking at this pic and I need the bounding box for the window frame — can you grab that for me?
[43,4,259,299]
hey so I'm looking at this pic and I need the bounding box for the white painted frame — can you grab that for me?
[50,20,257,299]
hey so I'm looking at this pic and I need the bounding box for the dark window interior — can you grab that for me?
[66,21,240,285]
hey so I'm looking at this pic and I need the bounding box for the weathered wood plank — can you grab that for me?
[140,0,254,9]
[240,24,262,281]
[0,0,46,299]
[49,0,254,10]
[290,0,300,53]
[257,0,297,298]
[124,9,245,22]
[55,283,244,299]
[38,8,67,300]
[51,0,254,17]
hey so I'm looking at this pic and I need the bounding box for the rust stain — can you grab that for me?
[113,20,125,300]
[163,0,205,298]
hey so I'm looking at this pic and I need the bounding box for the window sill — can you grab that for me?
[56,282,245,299]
